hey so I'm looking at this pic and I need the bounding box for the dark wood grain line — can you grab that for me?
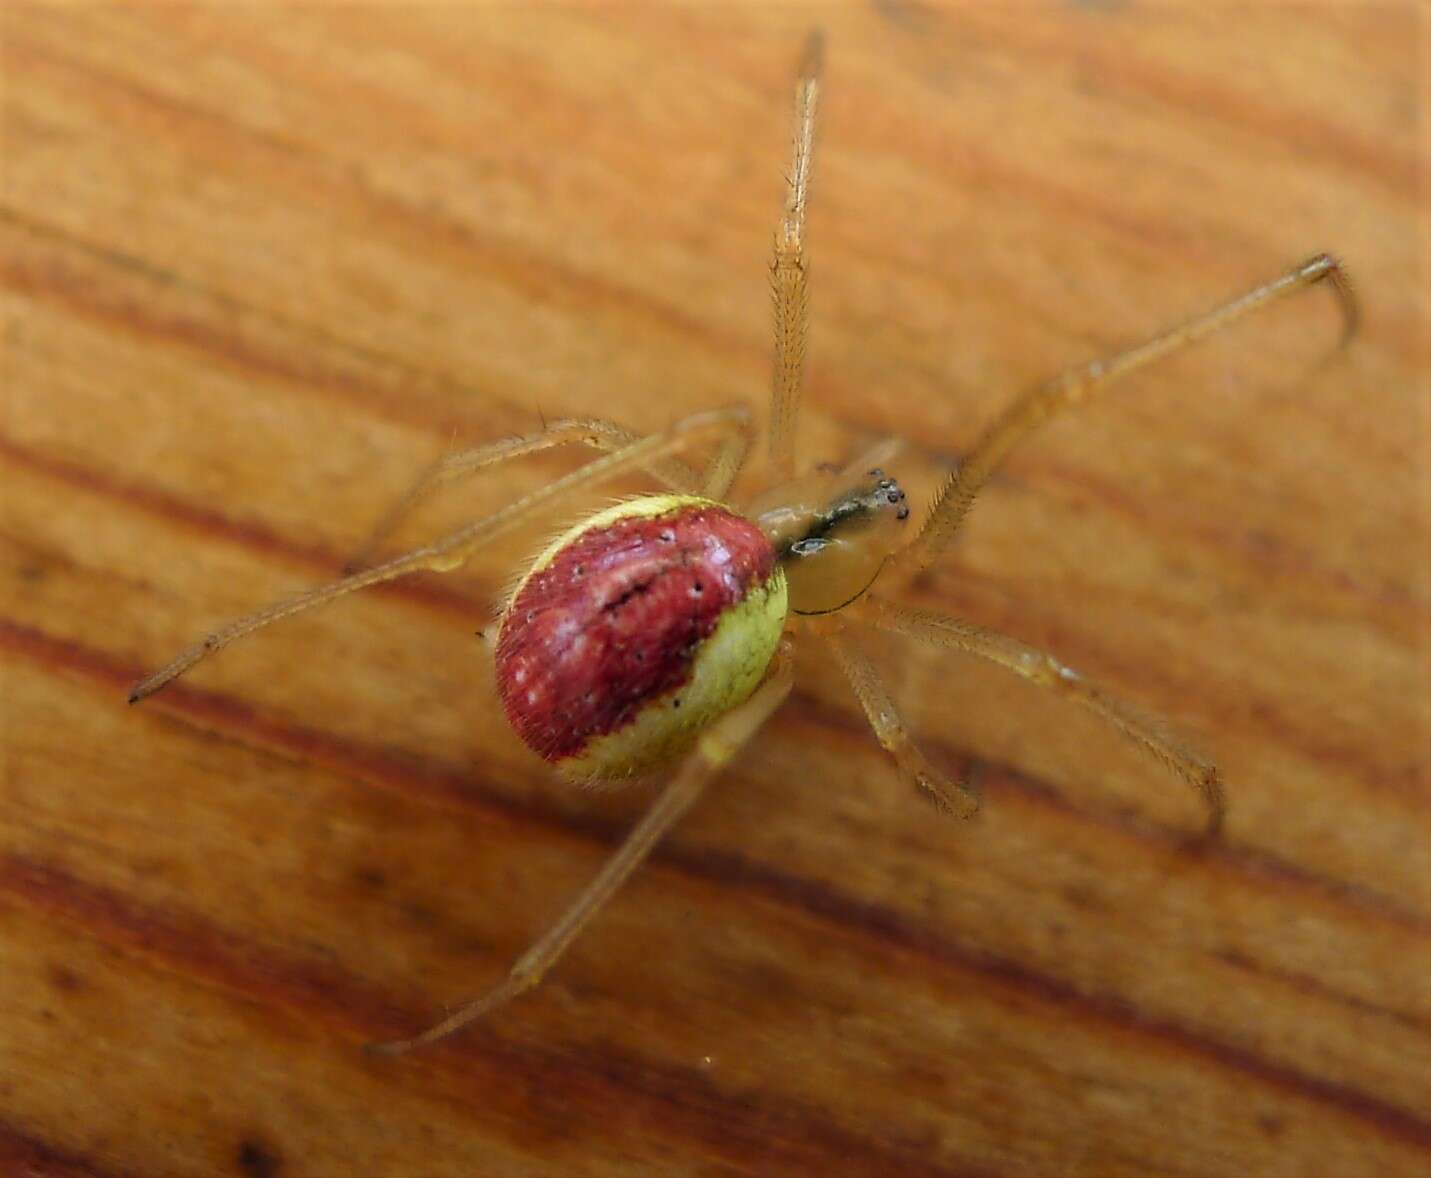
[0,432,483,620]
[2,515,1425,947]
[700,844,1431,1154]
[914,581,1426,807]
[2,619,1429,1149]
[0,207,499,439]
[8,203,1419,653]
[893,4,1422,200]
[3,6,1420,1174]
[0,1117,152,1178]
[0,854,996,1178]
[1037,455,1423,618]
[5,185,1411,626]
[4,423,1428,917]
[778,688,1431,935]
[1213,948,1431,1035]
[3,509,1427,935]
[2,36,742,362]
[6,412,1426,833]
[4,309,1423,807]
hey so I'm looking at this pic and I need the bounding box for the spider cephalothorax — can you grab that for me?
[129,33,1355,1054]
[752,463,912,615]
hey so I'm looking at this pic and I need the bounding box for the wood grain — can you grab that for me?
[2,3,1427,1175]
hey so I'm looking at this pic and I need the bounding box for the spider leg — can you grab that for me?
[766,32,823,482]
[348,416,703,571]
[698,421,754,501]
[861,597,1225,834]
[369,642,796,1055]
[824,626,979,818]
[129,406,753,703]
[887,254,1358,584]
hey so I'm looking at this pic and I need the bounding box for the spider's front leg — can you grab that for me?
[369,642,795,1055]
[766,32,823,482]
[887,255,1358,585]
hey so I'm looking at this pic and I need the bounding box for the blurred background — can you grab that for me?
[2,4,1427,1176]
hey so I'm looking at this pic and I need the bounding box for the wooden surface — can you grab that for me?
[2,4,1428,1175]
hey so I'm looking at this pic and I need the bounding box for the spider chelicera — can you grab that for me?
[130,33,1355,1053]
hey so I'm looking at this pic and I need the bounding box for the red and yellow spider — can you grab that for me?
[130,34,1355,1054]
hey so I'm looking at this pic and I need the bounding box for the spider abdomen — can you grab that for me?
[495,495,788,779]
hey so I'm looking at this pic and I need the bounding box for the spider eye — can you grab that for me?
[790,537,830,558]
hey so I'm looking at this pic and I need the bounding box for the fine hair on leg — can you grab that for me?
[766,31,823,482]
[700,418,755,501]
[369,643,796,1054]
[129,406,754,703]
[349,416,704,571]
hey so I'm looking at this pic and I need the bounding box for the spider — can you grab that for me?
[130,33,1356,1054]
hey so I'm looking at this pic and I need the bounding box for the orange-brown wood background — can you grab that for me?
[2,3,1428,1175]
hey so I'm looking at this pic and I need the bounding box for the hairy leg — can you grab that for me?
[824,625,979,818]
[887,255,1358,584]
[370,643,796,1054]
[862,597,1224,833]
[349,417,703,570]
[699,418,755,501]
[129,406,753,702]
[766,32,823,482]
